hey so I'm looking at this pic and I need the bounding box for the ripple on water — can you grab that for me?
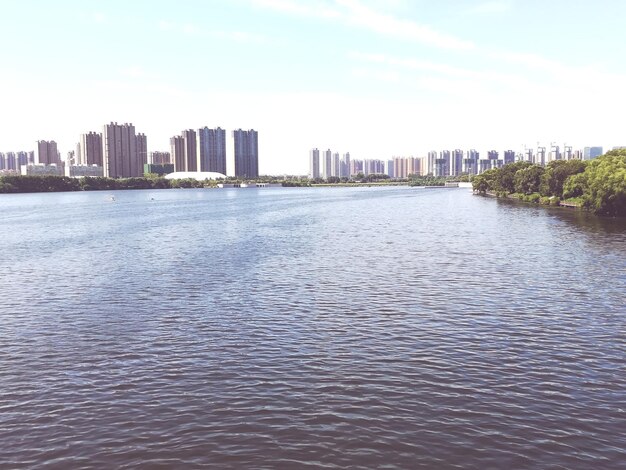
[0,188,625,469]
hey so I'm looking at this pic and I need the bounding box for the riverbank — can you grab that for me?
[484,191,582,209]
[473,151,626,216]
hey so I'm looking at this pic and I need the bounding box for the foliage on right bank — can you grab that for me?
[472,150,626,216]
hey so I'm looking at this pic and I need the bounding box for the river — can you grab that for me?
[0,187,624,469]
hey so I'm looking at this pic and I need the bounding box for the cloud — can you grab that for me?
[156,19,270,44]
[336,0,475,50]
[470,0,514,14]
[251,0,341,19]
[252,0,474,50]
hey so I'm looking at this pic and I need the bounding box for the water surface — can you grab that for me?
[1,187,624,469]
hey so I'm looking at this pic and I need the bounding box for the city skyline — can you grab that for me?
[1,1,626,174]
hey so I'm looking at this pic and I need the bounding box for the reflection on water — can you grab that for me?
[0,187,625,469]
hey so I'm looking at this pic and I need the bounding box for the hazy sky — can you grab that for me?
[1,0,625,174]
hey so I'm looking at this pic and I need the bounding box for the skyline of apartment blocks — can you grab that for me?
[103,122,145,178]
[233,129,259,178]
[198,127,227,175]
[35,140,61,165]
[0,151,31,171]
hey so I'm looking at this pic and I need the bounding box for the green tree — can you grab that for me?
[496,161,532,194]
[540,159,587,197]
[514,166,545,195]
[573,151,626,216]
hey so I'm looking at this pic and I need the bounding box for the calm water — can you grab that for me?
[0,187,625,469]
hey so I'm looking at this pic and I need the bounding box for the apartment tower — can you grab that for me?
[197,127,226,174]
[103,122,144,178]
[233,129,259,178]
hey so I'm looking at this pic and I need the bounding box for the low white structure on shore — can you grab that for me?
[164,171,226,181]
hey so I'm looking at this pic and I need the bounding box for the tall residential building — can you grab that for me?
[387,159,394,178]
[548,144,561,163]
[182,129,197,172]
[478,159,492,174]
[17,151,29,168]
[35,140,61,165]
[504,150,515,165]
[536,146,546,166]
[562,146,573,160]
[583,146,603,160]
[137,133,147,169]
[451,149,463,176]
[321,149,332,179]
[332,152,340,177]
[487,150,502,169]
[341,152,351,178]
[197,127,226,174]
[350,159,363,176]
[5,152,17,171]
[426,151,437,176]
[103,122,143,178]
[462,149,479,175]
[170,136,185,171]
[363,159,384,176]
[233,129,259,178]
[523,148,534,163]
[79,131,103,166]
[150,151,171,164]
[309,148,320,179]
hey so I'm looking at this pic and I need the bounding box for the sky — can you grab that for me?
[1,0,625,175]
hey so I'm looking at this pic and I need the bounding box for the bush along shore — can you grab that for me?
[472,150,626,217]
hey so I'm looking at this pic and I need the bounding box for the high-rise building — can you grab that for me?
[478,159,492,174]
[523,148,534,163]
[387,159,394,178]
[583,146,603,160]
[363,159,384,176]
[451,149,463,176]
[487,150,502,169]
[309,148,320,179]
[150,151,171,164]
[17,151,28,169]
[103,122,144,178]
[350,159,363,176]
[80,132,103,166]
[197,127,226,174]
[137,133,147,169]
[536,147,546,166]
[5,152,17,171]
[170,136,185,171]
[233,129,259,178]
[331,152,340,177]
[321,149,332,179]
[426,151,437,176]
[35,140,61,165]
[462,149,479,175]
[548,144,561,163]
[341,152,351,178]
[181,129,197,172]
[504,150,515,165]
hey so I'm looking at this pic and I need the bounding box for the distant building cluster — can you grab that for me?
[1,124,259,179]
[309,144,610,179]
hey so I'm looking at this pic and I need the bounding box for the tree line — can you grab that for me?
[0,175,224,193]
[472,150,626,216]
